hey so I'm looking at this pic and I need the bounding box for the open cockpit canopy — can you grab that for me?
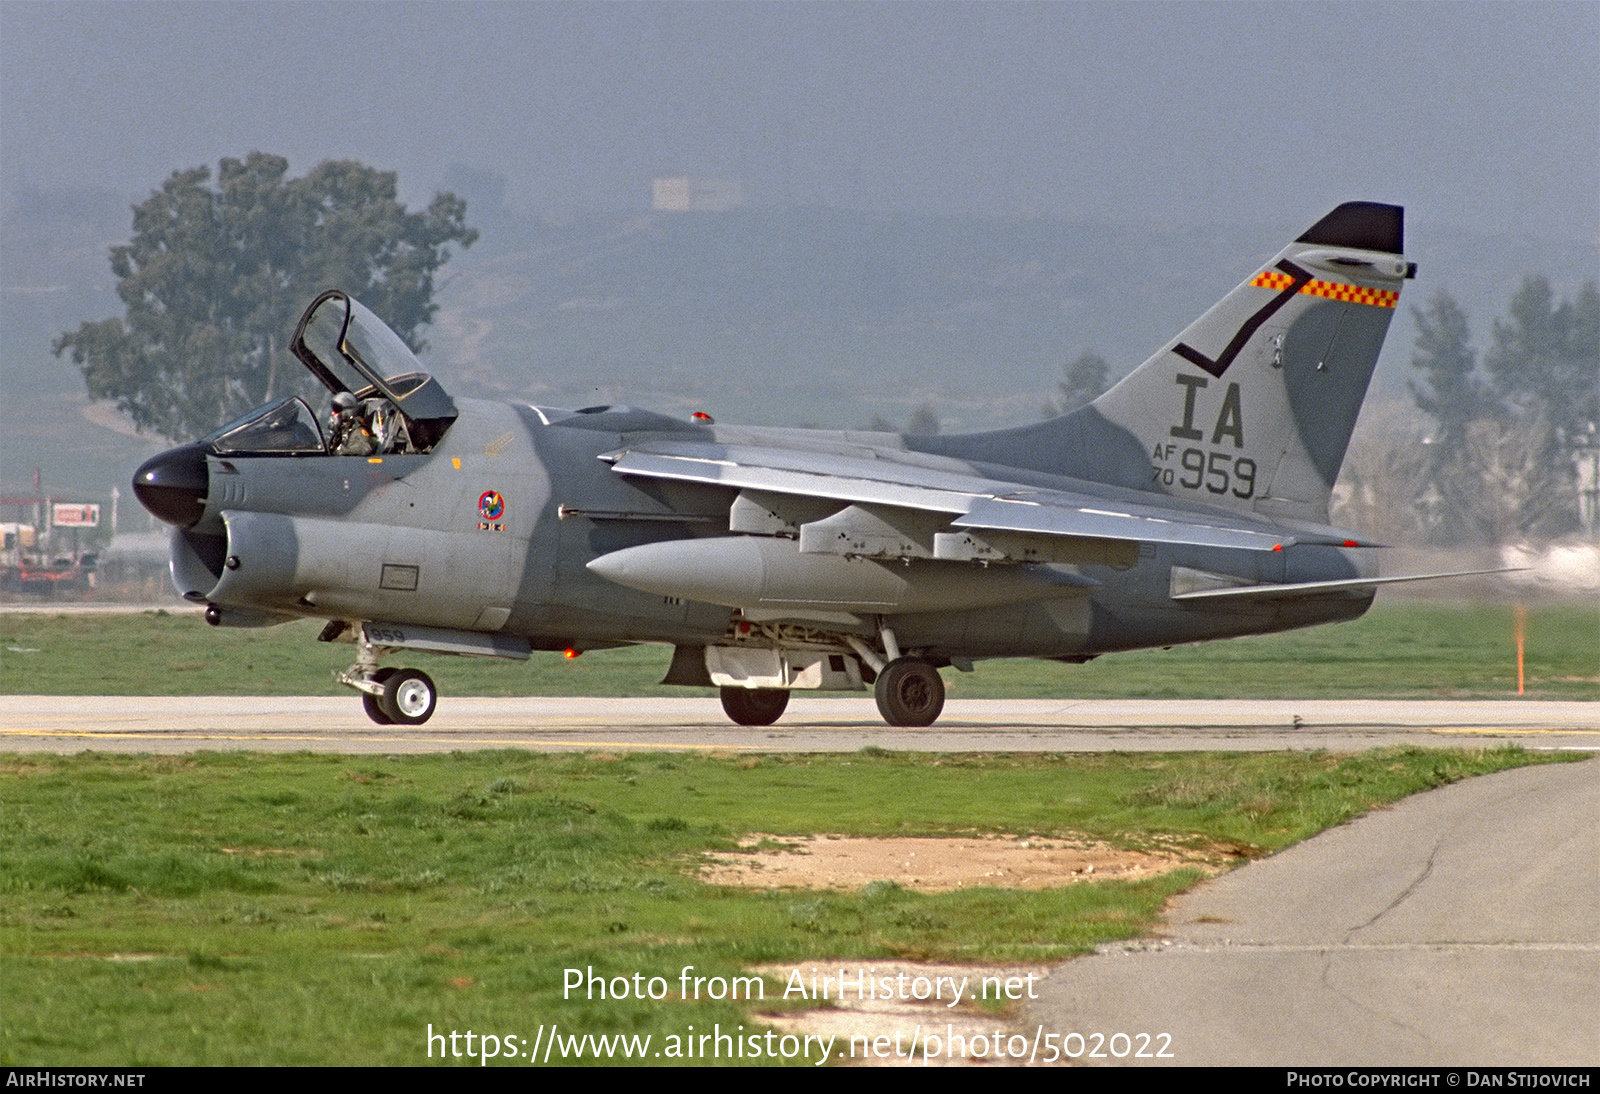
[290,290,457,450]
[202,292,458,457]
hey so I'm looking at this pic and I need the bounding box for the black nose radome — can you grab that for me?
[132,443,209,527]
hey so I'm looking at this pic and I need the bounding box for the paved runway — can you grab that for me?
[1025,756,1599,1066]
[1,695,1597,753]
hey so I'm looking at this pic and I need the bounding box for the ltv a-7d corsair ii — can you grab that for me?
[133,202,1466,728]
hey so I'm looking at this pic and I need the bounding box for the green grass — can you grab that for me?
[2,600,1595,700]
[0,745,1573,1065]
[961,600,1599,701]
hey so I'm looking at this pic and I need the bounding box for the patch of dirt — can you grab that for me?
[701,833,1230,1064]
[699,832,1220,893]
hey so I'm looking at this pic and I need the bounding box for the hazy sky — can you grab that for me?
[3,0,1596,242]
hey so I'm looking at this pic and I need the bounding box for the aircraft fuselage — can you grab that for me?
[160,396,1372,662]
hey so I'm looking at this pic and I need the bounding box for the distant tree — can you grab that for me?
[1484,276,1600,439]
[1462,410,1574,542]
[54,152,476,442]
[1407,292,1490,543]
[1049,351,1110,417]
[906,403,941,435]
[1407,280,1598,543]
[1409,292,1487,449]
[1331,401,1430,543]
[1481,277,1598,538]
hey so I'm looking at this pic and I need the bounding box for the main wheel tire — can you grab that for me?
[719,686,790,726]
[381,667,437,726]
[362,668,397,725]
[874,657,945,726]
[362,692,393,725]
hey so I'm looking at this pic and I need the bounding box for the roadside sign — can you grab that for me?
[52,503,100,527]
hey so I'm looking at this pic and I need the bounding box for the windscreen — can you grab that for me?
[204,397,325,454]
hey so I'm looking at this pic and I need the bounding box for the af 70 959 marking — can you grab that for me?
[1152,446,1258,499]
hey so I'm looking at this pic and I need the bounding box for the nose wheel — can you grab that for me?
[378,668,437,725]
[361,668,397,724]
[357,667,437,725]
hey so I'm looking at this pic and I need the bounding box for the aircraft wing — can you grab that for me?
[600,439,1296,562]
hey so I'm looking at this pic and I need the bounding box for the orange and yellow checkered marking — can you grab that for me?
[1252,270,1398,308]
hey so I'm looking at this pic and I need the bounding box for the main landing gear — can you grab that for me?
[713,623,948,728]
[336,628,438,725]
[849,623,947,727]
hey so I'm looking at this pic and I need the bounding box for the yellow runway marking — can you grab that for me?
[1431,727,1600,736]
[0,728,757,751]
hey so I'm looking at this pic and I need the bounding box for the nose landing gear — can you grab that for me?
[347,664,438,726]
[337,630,439,726]
[377,667,438,725]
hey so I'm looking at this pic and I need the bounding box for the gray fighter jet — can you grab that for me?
[133,201,1462,728]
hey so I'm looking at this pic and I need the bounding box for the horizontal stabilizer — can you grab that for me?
[1170,568,1523,602]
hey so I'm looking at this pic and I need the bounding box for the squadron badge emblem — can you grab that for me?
[478,490,505,529]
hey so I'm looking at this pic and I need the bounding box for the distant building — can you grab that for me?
[652,177,744,212]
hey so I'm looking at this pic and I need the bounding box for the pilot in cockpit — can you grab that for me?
[330,391,373,455]
[331,391,402,455]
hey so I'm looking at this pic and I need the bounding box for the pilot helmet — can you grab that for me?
[332,391,359,413]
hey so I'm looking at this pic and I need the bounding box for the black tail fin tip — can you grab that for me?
[1296,202,1403,255]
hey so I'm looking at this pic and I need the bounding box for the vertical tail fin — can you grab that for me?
[916,203,1414,526]
[1089,202,1414,523]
